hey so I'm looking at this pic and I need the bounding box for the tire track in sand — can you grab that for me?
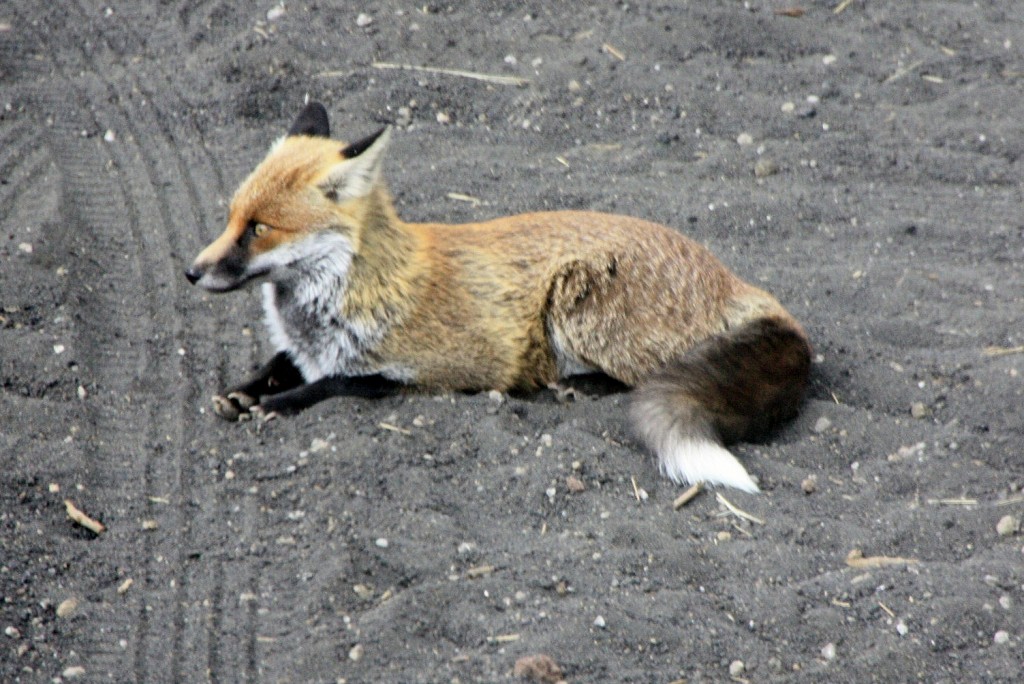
[61,2,266,681]
[18,3,218,680]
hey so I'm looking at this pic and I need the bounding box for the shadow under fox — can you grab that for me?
[186,102,811,492]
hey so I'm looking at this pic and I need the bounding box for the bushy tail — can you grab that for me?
[630,316,811,492]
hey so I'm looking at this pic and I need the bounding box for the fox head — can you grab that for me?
[185,102,391,292]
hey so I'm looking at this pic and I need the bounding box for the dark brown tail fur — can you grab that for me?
[630,316,811,491]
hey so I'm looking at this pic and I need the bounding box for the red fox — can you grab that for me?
[186,102,811,492]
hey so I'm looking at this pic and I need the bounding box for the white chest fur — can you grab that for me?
[258,232,387,382]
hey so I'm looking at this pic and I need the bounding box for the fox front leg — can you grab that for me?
[212,351,305,421]
[251,374,403,420]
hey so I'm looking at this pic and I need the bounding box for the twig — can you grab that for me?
[365,62,530,86]
[715,493,765,525]
[64,499,106,535]
[926,497,978,506]
[877,601,896,618]
[995,495,1024,507]
[730,521,753,538]
[602,43,625,61]
[466,564,495,579]
[378,422,412,435]
[845,549,919,569]
[631,476,642,502]
[833,0,854,14]
[984,345,1024,357]
[487,633,521,644]
[672,482,704,510]
[446,192,481,206]
[884,60,924,84]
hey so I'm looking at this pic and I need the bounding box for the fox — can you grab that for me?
[185,102,811,492]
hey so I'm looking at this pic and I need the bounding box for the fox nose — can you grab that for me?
[184,266,202,285]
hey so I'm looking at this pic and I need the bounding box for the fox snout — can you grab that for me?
[184,265,203,285]
[184,244,255,292]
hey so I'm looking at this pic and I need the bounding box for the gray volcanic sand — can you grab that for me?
[2,2,1023,682]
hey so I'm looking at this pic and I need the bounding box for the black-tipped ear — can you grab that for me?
[341,126,389,159]
[288,102,330,138]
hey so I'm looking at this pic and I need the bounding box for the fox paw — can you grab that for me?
[248,404,279,422]
[212,392,257,422]
[547,382,584,403]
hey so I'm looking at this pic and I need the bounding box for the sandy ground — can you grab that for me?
[2,1,1023,682]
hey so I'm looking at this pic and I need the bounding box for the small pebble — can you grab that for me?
[993,630,1010,645]
[728,660,745,677]
[348,643,364,661]
[822,54,837,65]
[374,537,389,548]
[593,615,606,629]
[62,666,86,679]
[820,642,836,661]
[356,13,373,27]
[910,402,928,419]
[540,434,553,448]
[796,104,817,118]
[4,626,20,638]
[310,438,330,453]
[435,111,450,124]
[781,101,796,113]
[18,242,33,254]
[801,475,818,494]
[754,158,778,178]
[266,5,285,21]
[736,132,754,146]
[487,389,504,404]
[812,416,832,434]
[996,514,1020,537]
[77,385,88,400]
[56,597,78,618]
[103,129,116,143]
[896,620,909,636]
[395,106,412,127]
[999,595,1012,610]
[566,475,586,493]
[716,530,732,542]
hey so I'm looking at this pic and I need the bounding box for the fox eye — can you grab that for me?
[250,222,270,238]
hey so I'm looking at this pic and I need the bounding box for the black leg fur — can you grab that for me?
[256,374,402,417]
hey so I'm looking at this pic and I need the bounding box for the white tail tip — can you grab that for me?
[659,438,760,493]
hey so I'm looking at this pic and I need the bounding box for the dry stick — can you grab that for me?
[926,497,978,506]
[673,482,704,510]
[715,493,765,525]
[364,62,530,86]
[446,192,481,206]
[378,422,412,435]
[64,499,106,534]
[983,345,1024,357]
[845,549,919,569]
[884,60,925,84]
[833,0,855,14]
[466,565,495,579]
[602,43,625,61]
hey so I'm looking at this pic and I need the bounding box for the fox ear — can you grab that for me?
[319,126,392,202]
[288,102,330,138]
